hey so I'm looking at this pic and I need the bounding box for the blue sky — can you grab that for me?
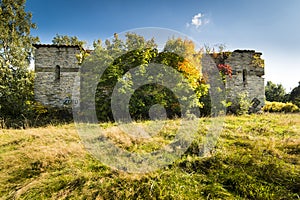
[26,0,300,91]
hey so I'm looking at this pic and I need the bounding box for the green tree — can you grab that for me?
[92,33,159,121]
[52,34,85,46]
[125,32,157,51]
[289,81,300,107]
[80,34,207,122]
[0,0,39,126]
[265,81,286,102]
[52,34,87,64]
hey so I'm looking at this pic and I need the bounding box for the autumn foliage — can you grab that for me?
[217,64,232,78]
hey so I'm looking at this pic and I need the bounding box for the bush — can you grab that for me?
[0,101,73,129]
[265,81,286,102]
[263,101,300,113]
[237,92,252,115]
[227,92,252,115]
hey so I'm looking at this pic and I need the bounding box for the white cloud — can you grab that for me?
[192,13,202,28]
[187,13,209,30]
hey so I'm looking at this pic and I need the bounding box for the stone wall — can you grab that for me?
[33,44,80,108]
[225,50,265,111]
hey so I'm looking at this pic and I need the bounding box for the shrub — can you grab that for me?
[0,101,73,129]
[237,92,252,115]
[265,81,286,102]
[263,101,300,113]
[227,92,252,115]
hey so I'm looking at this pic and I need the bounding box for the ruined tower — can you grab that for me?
[225,50,265,112]
[33,44,81,108]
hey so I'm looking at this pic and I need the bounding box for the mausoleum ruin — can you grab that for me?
[33,44,265,113]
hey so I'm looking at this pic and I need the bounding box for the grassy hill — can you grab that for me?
[0,113,299,199]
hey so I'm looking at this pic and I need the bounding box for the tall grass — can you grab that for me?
[0,113,299,199]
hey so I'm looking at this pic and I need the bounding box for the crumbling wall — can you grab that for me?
[225,50,265,112]
[33,44,80,108]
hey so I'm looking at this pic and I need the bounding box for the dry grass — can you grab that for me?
[0,113,299,199]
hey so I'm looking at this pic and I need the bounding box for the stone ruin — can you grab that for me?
[33,44,81,108]
[211,50,265,113]
[33,44,265,113]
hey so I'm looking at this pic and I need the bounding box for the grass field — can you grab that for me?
[0,113,299,199]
